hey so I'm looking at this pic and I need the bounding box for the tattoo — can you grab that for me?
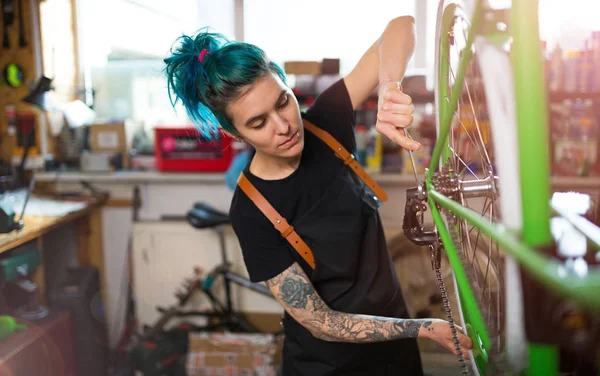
[266,263,436,343]
[278,276,312,308]
[424,320,435,333]
[392,320,422,338]
[309,294,326,312]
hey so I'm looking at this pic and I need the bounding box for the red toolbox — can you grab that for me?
[154,126,233,172]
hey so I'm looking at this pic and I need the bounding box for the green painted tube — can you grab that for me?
[528,344,559,376]
[511,0,552,246]
[430,0,484,176]
[432,3,453,182]
[427,177,491,371]
[429,188,600,312]
[512,0,557,371]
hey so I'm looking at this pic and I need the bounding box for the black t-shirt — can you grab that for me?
[229,79,356,282]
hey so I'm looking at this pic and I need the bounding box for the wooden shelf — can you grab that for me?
[36,170,226,184]
[297,88,600,108]
[549,92,600,102]
[404,91,600,104]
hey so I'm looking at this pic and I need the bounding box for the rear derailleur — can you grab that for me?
[403,182,437,246]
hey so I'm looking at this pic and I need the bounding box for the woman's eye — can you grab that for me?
[253,120,266,129]
[278,97,289,108]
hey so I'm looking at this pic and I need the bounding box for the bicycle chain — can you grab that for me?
[423,163,510,374]
[442,209,506,375]
[430,241,470,375]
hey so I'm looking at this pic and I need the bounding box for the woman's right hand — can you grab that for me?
[376,80,421,151]
[420,319,473,358]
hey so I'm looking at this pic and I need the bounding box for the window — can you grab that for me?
[539,0,600,50]
[40,0,79,104]
[425,0,600,70]
[74,1,426,133]
[76,0,236,129]
[243,0,416,76]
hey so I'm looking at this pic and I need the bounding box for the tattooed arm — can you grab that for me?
[267,263,472,355]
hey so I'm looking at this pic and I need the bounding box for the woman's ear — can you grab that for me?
[222,129,243,142]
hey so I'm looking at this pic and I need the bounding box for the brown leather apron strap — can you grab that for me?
[237,173,316,269]
[236,120,387,271]
[302,120,388,202]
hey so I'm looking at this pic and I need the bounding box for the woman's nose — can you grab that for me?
[274,113,290,135]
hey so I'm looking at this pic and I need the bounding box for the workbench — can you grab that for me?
[0,193,106,303]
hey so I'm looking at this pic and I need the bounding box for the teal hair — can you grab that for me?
[164,27,287,138]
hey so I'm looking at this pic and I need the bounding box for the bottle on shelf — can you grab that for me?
[554,99,599,177]
[366,125,382,174]
[579,99,598,176]
[548,44,564,93]
[578,40,594,93]
[592,31,600,92]
[564,50,579,93]
[355,125,368,167]
[553,100,577,176]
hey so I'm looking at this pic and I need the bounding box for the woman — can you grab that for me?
[165,18,472,375]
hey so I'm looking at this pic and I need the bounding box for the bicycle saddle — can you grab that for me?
[187,202,230,229]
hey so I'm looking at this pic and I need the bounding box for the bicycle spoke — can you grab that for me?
[448,145,478,179]
[449,56,491,177]
[454,108,490,173]
[441,11,505,368]
[482,207,494,300]
[460,22,494,172]
[464,85,493,172]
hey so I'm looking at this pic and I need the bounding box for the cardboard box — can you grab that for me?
[321,58,340,75]
[284,61,321,75]
[90,122,129,169]
[186,332,280,376]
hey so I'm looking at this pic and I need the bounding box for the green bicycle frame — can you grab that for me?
[428,0,600,374]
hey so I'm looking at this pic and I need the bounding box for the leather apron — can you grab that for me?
[239,120,423,375]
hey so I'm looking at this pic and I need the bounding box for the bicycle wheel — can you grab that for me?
[434,0,527,374]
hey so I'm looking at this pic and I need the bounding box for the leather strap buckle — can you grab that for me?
[343,153,355,165]
[282,225,295,238]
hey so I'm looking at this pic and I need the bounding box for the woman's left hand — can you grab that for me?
[375,81,421,151]
[421,319,473,358]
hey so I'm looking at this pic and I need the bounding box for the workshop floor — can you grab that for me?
[422,352,465,376]
[419,339,466,376]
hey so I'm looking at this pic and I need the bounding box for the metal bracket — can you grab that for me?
[403,184,437,246]
[480,8,511,43]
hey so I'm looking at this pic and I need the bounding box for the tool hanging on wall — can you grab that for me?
[0,175,34,233]
[5,104,16,136]
[2,62,24,87]
[1,0,15,49]
[16,0,24,47]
